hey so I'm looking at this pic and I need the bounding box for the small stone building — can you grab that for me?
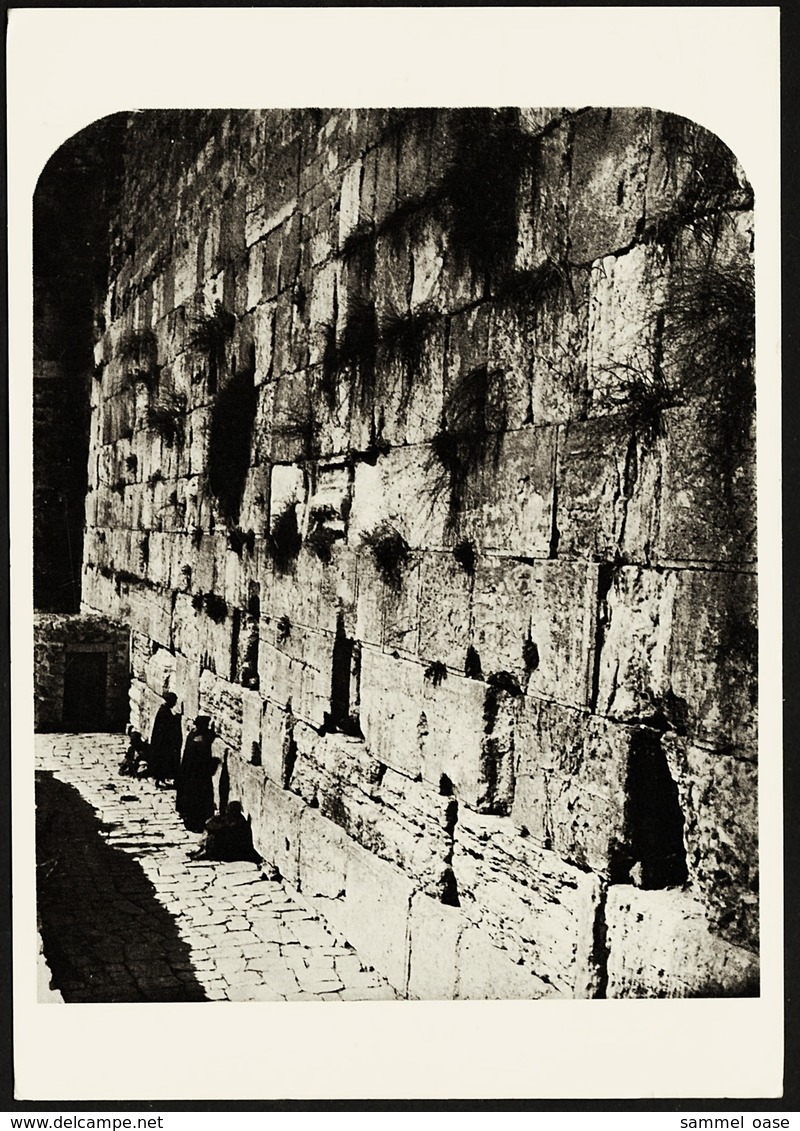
[34,612,129,732]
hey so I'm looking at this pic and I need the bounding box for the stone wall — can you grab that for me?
[34,612,130,732]
[76,107,757,997]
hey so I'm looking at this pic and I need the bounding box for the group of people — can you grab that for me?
[119,694,260,864]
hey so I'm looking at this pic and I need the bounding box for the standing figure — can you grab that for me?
[149,691,182,787]
[176,715,217,833]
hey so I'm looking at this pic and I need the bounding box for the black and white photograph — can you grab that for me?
[10,6,782,1104]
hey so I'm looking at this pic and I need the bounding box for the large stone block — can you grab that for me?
[605,886,758,997]
[472,557,598,709]
[531,268,590,425]
[668,568,757,749]
[512,699,629,873]
[568,108,651,264]
[663,736,758,949]
[336,838,414,994]
[515,120,572,274]
[595,566,678,720]
[407,893,463,1000]
[455,925,559,1000]
[556,414,662,564]
[417,672,488,808]
[259,623,333,728]
[198,668,243,752]
[452,808,602,996]
[417,551,474,672]
[469,425,557,557]
[359,646,424,778]
[656,405,756,565]
[586,243,669,410]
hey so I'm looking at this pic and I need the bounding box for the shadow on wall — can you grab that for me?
[36,771,207,1002]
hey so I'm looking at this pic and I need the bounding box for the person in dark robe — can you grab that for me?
[175,715,217,833]
[149,691,182,787]
[188,801,262,863]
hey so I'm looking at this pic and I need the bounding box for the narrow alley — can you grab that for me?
[35,733,397,1003]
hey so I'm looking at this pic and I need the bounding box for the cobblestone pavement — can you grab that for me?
[35,733,397,1003]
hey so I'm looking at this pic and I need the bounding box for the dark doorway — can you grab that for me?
[62,651,108,730]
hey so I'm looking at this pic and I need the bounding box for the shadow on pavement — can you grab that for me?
[36,771,207,1003]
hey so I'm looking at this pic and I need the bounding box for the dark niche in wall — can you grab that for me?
[206,343,258,524]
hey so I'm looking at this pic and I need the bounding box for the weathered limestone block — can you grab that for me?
[336,838,415,994]
[645,113,752,234]
[235,767,305,888]
[377,445,451,550]
[371,137,399,231]
[198,668,243,751]
[127,586,173,650]
[289,728,451,893]
[455,925,559,1000]
[409,211,447,318]
[663,735,758,949]
[407,893,463,1000]
[605,887,758,997]
[259,623,333,728]
[531,268,590,425]
[382,556,421,658]
[444,305,491,407]
[556,415,663,564]
[486,296,534,431]
[452,807,602,996]
[669,567,757,750]
[568,108,651,264]
[337,159,362,246]
[468,425,557,557]
[472,557,598,708]
[595,566,678,720]
[374,231,412,331]
[374,322,446,449]
[586,244,669,410]
[512,699,629,873]
[239,687,263,762]
[142,645,176,700]
[238,463,270,534]
[171,650,200,721]
[268,368,315,463]
[656,405,756,565]
[187,407,211,478]
[515,120,572,274]
[418,673,488,807]
[417,551,474,672]
[266,541,356,636]
[354,549,385,647]
[360,646,424,778]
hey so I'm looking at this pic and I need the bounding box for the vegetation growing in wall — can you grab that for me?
[442,107,528,278]
[277,615,292,645]
[227,527,256,556]
[118,328,160,386]
[147,393,187,447]
[430,364,505,526]
[306,504,342,565]
[207,362,258,524]
[650,114,752,251]
[188,301,236,394]
[267,504,302,574]
[361,523,410,590]
[424,660,448,687]
[452,539,476,576]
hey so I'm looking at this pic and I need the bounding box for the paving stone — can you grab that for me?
[35,732,397,1003]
